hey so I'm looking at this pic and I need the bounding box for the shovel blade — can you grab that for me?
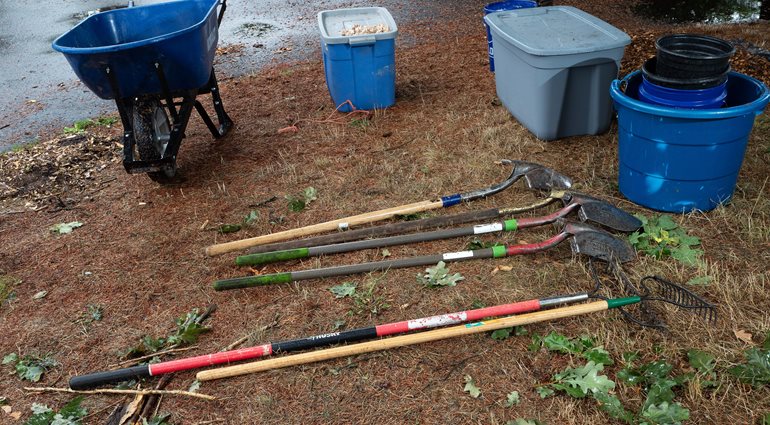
[570,195,642,233]
[510,161,573,191]
[564,221,636,263]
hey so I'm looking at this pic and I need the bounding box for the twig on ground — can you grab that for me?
[222,336,249,352]
[23,386,215,401]
[110,346,198,368]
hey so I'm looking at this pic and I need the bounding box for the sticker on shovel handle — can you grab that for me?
[473,223,503,234]
[443,251,474,261]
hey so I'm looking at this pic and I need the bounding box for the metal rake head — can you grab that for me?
[588,258,717,329]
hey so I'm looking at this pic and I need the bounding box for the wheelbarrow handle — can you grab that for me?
[218,0,227,26]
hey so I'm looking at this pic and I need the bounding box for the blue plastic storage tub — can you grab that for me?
[52,0,220,100]
[318,7,398,112]
[483,1,537,72]
[611,71,770,212]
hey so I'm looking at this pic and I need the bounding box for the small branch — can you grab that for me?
[24,386,215,401]
[110,345,197,368]
[222,336,249,352]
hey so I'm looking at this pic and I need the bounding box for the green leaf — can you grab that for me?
[560,361,615,396]
[623,351,640,364]
[514,326,528,336]
[286,196,306,212]
[417,261,464,288]
[535,386,554,398]
[728,347,770,386]
[2,352,18,364]
[641,360,674,382]
[506,420,542,425]
[142,414,172,425]
[25,397,86,425]
[594,391,634,424]
[656,215,678,230]
[641,401,690,424]
[643,379,678,411]
[761,413,770,425]
[686,275,713,286]
[217,224,241,234]
[503,391,520,407]
[303,187,317,203]
[583,347,614,366]
[244,210,259,225]
[49,221,83,234]
[18,364,45,382]
[528,334,543,352]
[542,331,578,354]
[465,238,501,250]
[491,328,512,341]
[687,349,715,373]
[329,282,357,299]
[188,380,201,393]
[463,375,481,398]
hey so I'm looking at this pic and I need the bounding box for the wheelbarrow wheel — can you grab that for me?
[131,98,176,183]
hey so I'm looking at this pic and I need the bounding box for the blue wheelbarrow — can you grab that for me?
[53,0,234,182]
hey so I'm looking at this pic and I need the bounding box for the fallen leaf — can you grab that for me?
[1,406,11,414]
[10,411,21,420]
[734,329,753,344]
[32,290,48,300]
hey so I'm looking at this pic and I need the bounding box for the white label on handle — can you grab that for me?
[443,251,474,261]
[338,222,349,231]
[473,223,503,234]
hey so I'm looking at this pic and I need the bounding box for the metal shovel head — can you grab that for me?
[565,193,643,233]
[514,161,573,191]
[563,220,636,263]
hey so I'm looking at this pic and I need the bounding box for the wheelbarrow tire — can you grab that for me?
[131,98,176,183]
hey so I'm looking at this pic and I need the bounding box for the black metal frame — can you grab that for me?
[106,64,233,175]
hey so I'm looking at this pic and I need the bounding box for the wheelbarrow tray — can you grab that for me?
[53,0,220,100]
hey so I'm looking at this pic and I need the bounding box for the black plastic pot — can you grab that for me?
[655,34,735,79]
[642,57,728,90]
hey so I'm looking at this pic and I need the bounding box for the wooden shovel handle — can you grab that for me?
[196,301,608,381]
[205,200,443,256]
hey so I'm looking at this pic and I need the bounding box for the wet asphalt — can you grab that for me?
[0,0,428,151]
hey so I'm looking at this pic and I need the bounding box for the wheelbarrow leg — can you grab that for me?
[194,69,233,138]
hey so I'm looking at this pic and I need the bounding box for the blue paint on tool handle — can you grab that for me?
[441,194,462,207]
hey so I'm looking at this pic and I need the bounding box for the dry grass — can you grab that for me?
[1,1,770,424]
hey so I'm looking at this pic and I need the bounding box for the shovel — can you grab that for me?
[234,193,641,266]
[241,188,639,257]
[204,160,573,256]
[213,220,635,290]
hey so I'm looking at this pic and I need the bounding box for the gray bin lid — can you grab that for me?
[484,6,630,56]
[318,7,398,45]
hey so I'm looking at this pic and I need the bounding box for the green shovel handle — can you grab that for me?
[236,248,310,266]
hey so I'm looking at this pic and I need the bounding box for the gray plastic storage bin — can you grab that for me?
[484,6,631,140]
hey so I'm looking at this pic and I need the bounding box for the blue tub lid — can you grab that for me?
[484,6,630,56]
[318,7,398,45]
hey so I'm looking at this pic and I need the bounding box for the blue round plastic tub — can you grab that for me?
[611,71,770,212]
[483,0,537,72]
[639,77,727,109]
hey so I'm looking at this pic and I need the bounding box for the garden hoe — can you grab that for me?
[196,260,715,382]
[234,192,642,266]
[212,220,636,290]
[204,160,573,256]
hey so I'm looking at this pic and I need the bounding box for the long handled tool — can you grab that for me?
[197,265,715,381]
[234,194,642,266]
[242,188,636,256]
[213,221,635,290]
[68,292,589,390]
[204,160,573,256]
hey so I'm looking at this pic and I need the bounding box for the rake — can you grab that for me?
[213,220,636,290]
[234,193,641,266]
[204,160,573,256]
[196,260,716,381]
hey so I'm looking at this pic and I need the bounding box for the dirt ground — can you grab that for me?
[1,0,770,424]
